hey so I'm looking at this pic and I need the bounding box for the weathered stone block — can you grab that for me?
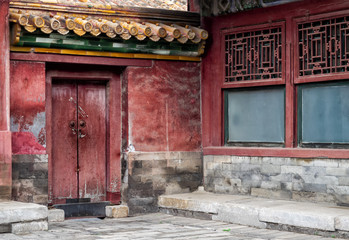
[203,169,214,177]
[261,164,281,175]
[0,201,47,224]
[33,194,48,204]
[312,176,338,185]
[203,155,213,163]
[12,154,48,204]
[338,177,349,186]
[303,183,327,193]
[251,188,291,200]
[327,185,349,195]
[280,182,292,191]
[106,205,129,218]
[270,173,293,182]
[231,156,251,164]
[207,162,220,170]
[48,209,64,222]
[250,157,264,165]
[313,159,339,168]
[338,161,349,168]
[304,166,326,176]
[292,182,304,191]
[281,166,304,175]
[11,221,48,234]
[335,215,349,231]
[213,204,267,228]
[227,178,242,187]
[264,157,288,165]
[286,158,314,166]
[259,204,336,231]
[241,164,261,172]
[292,191,335,203]
[12,154,48,163]
[179,151,201,160]
[222,162,241,171]
[326,167,348,176]
[261,181,281,190]
[213,155,231,163]
[165,182,190,195]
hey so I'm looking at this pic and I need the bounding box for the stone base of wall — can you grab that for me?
[204,155,349,205]
[124,151,202,215]
[12,154,48,205]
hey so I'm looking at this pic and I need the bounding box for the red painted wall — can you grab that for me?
[10,61,46,155]
[0,0,12,199]
[126,60,201,152]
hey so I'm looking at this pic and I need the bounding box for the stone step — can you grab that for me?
[54,201,110,218]
[0,201,48,234]
[158,191,349,237]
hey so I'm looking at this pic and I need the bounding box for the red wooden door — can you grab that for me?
[52,81,106,203]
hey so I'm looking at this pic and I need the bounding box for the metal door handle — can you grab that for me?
[69,121,77,135]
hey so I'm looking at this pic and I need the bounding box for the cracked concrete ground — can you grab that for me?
[1,213,338,240]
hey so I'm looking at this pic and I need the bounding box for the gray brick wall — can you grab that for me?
[204,155,349,205]
[125,151,202,215]
[12,154,48,205]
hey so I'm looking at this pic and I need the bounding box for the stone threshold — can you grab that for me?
[0,201,48,234]
[158,190,349,239]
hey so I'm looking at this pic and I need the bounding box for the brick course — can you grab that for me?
[124,151,202,215]
[204,155,349,205]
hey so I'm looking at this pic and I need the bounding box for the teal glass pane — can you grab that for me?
[227,87,285,143]
[300,83,349,143]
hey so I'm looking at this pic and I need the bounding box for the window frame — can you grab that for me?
[224,86,286,147]
[221,22,286,89]
[297,81,349,149]
[202,3,349,158]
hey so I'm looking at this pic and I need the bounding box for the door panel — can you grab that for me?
[77,83,106,201]
[52,81,107,203]
[52,83,78,202]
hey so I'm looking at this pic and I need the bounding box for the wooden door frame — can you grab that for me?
[46,65,122,204]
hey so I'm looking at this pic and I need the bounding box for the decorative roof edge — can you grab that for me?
[9,10,208,46]
[10,1,200,25]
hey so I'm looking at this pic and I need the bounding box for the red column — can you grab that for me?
[0,0,12,200]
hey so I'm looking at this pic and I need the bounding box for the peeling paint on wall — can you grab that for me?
[10,61,46,154]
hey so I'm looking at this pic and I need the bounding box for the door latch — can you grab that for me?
[78,129,87,139]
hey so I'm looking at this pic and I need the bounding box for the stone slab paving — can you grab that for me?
[0,213,338,240]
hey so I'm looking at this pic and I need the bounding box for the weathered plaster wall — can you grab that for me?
[126,60,201,152]
[125,152,202,215]
[204,155,349,205]
[10,61,46,154]
[124,61,202,214]
[10,60,47,204]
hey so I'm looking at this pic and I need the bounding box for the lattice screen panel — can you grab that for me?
[224,27,282,83]
[298,15,349,77]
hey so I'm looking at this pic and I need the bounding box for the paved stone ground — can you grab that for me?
[1,213,338,240]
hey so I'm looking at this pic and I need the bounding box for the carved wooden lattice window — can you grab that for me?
[298,15,349,77]
[224,27,282,82]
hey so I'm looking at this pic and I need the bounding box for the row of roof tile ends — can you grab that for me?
[104,0,187,10]
[10,11,208,44]
[17,0,187,11]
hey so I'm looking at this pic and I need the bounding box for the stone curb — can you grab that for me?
[158,192,349,232]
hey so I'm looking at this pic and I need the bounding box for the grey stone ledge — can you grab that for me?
[159,191,349,233]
